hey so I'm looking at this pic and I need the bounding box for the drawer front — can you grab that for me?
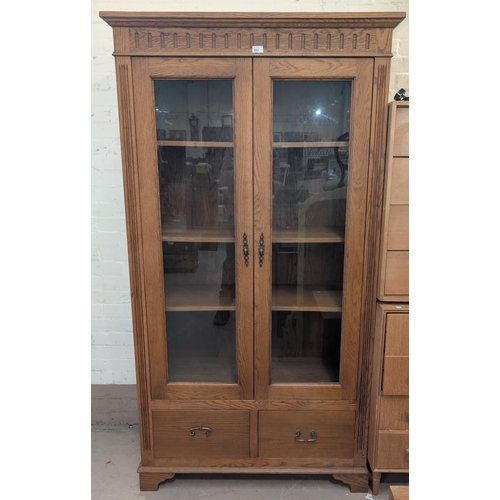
[258,410,355,459]
[384,251,409,296]
[385,313,409,355]
[379,396,409,431]
[393,107,409,157]
[382,356,409,395]
[389,158,409,204]
[387,205,409,250]
[377,431,409,469]
[152,410,249,459]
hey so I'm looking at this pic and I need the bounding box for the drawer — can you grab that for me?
[258,410,355,459]
[376,431,409,469]
[389,158,409,204]
[387,205,409,250]
[385,313,409,355]
[382,356,409,395]
[384,251,409,296]
[152,410,249,459]
[393,107,409,157]
[379,396,409,431]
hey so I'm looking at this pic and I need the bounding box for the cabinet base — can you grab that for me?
[138,464,368,492]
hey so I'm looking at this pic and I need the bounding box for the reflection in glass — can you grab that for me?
[154,80,237,384]
[271,80,351,384]
[155,80,233,142]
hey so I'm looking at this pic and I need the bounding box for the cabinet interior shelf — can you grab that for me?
[157,140,233,148]
[273,141,349,148]
[162,225,235,242]
[272,286,342,312]
[164,284,342,312]
[162,226,344,243]
[273,226,345,243]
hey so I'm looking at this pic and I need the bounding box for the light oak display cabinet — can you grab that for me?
[100,11,405,492]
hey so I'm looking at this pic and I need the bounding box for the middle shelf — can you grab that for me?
[164,283,342,312]
[162,225,345,243]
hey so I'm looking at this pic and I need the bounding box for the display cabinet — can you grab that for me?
[100,11,405,492]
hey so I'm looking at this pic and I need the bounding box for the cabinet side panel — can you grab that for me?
[354,57,391,461]
[114,55,153,462]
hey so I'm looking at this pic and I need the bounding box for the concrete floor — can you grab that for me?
[92,425,408,499]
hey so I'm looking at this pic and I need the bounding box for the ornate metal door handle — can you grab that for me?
[258,233,265,267]
[243,233,249,266]
[189,427,212,436]
[295,430,317,442]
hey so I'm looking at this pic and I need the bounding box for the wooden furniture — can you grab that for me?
[378,102,409,302]
[369,102,409,495]
[100,11,405,493]
[389,485,409,500]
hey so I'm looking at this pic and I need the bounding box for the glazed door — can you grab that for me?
[132,58,253,400]
[253,58,373,400]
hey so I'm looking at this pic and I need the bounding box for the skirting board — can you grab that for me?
[92,384,139,424]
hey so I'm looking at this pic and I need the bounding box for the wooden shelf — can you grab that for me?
[162,225,235,242]
[273,141,348,148]
[272,286,342,312]
[158,140,233,148]
[272,357,339,384]
[164,284,235,311]
[273,226,345,243]
[169,357,237,383]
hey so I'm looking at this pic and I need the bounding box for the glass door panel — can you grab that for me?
[154,80,237,383]
[271,80,351,384]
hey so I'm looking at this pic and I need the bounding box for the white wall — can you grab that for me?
[91,0,409,385]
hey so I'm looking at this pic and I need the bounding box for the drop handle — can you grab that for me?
[189,427,212,437]
[242,233,249,266]
[258,233,265,267]
[295,430,317,442]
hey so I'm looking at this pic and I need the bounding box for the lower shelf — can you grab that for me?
[272,357,339,383]
[168,356,237,383]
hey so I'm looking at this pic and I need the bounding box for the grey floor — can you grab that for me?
[92,425,408,499]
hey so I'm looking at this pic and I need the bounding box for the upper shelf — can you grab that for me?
[273,141,348,149]
[162,226,345,243]
[158,141,233,148]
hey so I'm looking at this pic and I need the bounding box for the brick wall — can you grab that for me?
[91,0,409,385]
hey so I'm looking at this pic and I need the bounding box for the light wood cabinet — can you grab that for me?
[100,10,405,493]
[369,102,409,495]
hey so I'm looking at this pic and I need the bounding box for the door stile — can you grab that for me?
[233,58,254,400]
[253,59,273,401]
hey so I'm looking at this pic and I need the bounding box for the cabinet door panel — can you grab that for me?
[132,57,253,400]
[253,58,373,400]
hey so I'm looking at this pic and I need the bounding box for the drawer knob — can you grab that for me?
[295,430,317,442]
[189,426,212,437]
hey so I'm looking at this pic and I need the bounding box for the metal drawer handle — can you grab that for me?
[258,233,265,267]
[295,430,317,442]
[243,233,249,266]
[189,426,212,437]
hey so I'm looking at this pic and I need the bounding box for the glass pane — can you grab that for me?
[155,80,236,384]
[155,80,233,142]
[271,80,351,384]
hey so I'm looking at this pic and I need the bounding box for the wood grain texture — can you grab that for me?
[368,304,410,481]
[138,471,175,491]
[377,102,409,302]
[152,410,250,458]
[389,485,410,500]
[379,397,409,431]
[387,205,409,250]
[114,56,153,464]
[259,410,355,459]
[354,57,391,461]
[376,431,409,469]
[138,463,367,473]
[384,251,409,297]
[100,11,406,29]
[382,357,409,396]
[393,106,409,157]
[151,399,357,411]
[332,472,369,493]
[385,313,409,355]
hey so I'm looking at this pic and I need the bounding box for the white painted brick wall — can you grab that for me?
[91,0,409,385]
